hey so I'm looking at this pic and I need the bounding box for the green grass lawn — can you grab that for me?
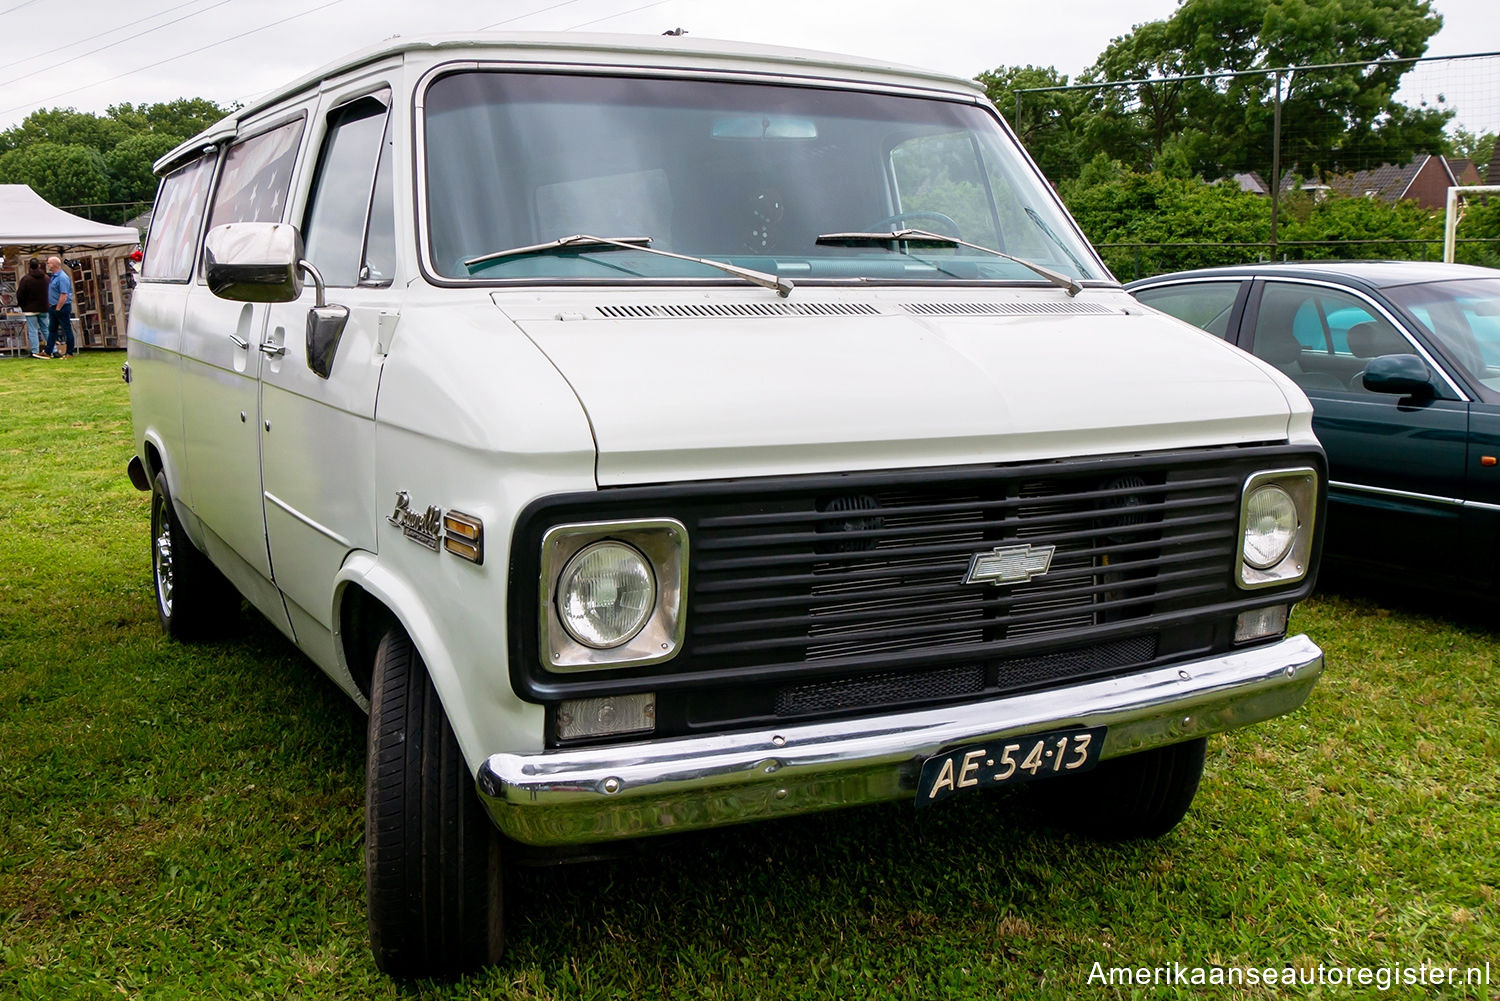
[1,352,1496,999]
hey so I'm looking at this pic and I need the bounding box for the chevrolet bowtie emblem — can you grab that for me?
[963,543,1057,585]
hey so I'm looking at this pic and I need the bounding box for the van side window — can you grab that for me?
[207,119,304,231]
[302,96,393,287]
[362,120,397,285]
[141,153,217,282]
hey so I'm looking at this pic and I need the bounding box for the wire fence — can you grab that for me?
[57,200,153,228]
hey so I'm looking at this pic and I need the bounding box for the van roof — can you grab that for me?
[155,31,987,174]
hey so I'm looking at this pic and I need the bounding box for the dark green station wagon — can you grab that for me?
[1128,261,1500,590]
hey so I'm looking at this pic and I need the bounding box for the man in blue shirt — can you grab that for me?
[45,256,74,358]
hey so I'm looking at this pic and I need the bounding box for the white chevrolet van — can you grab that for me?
[125,32,1326,976]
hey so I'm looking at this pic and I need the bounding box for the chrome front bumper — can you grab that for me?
[477,634,1323,846]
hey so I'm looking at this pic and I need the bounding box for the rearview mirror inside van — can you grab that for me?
[710,114,818,139]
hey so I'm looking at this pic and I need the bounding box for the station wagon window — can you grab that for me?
[207,118,304,231]
[141,152,217,282]
[423,72,1100,287]
[1132,281,1242,338]
[1251,282,1414,396]
[302,95,394,287]
[1385,278,1500,399]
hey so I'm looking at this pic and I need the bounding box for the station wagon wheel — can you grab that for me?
[366,627,505,977]
[149,470,237,640]
[1032,737,1207,840]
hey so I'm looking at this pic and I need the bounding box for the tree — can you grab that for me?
[0,98,232,208]
[1446,128,1497,180]
[1279,191,1442,258]
[1080,18,1201,171]
[1454,196,1500,266]
[0,108,128,155]
[0,142,111,206]
[1058,165,1271,278]
[1078,0,1448,182]
[105,133,184,204]
[106,98,231,139]
[975,65,1088,181]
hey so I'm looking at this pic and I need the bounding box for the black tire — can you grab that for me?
[366,628,505,977]
[150,470,238,640]
[1033,737,1207,841]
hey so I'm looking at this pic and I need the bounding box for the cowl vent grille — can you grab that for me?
[899,301,1116,316]
[596,302,880,319]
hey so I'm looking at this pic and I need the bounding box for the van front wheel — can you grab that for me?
[150,470,237,640]
[1033,737,1207,840]
[365,627,506,977]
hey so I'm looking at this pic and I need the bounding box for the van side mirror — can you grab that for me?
[204,222,306,303]
[204,223,350,379]
[1361,353,1435,399]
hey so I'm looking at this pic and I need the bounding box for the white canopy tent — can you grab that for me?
[1,185,141,354]
[0,184,139,248]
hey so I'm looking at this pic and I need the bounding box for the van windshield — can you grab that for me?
[422,71,1104,287]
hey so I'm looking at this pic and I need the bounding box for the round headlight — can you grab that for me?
[556,541,656,649]
[1242,484,1299,569]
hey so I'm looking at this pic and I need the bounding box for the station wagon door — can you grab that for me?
[259,88,399,662]
[1243,279,1469,566]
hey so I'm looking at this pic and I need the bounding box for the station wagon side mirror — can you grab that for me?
[203,222,350,379]
[1361,353,1435,399]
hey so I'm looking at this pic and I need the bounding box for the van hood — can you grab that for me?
[496,290,1299,486]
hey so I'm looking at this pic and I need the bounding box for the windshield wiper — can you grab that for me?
[464,234,794,298]
[815,229,1083,296]
[1023,208,1093,279]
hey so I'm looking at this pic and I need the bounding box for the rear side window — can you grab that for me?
[301,95,393,287]
[1133,281,1243,339]
[141,154,217,282]
[207,118,304,230]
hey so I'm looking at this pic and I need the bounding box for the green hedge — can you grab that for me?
[1056,162,1491,281]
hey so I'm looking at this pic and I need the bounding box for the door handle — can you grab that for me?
[259,341,287,358]
[228,333,249,349]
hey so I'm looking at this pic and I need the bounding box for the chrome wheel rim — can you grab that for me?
[153,494,174,618]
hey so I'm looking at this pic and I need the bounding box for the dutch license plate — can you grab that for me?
[916,725,1106,806]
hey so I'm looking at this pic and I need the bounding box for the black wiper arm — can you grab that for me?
[1023,208,1093,279]
[816,229,1084,296]
[464,234,652,269]
[464,233,793,298]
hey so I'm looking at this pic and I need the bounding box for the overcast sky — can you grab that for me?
[1,0,1496,135]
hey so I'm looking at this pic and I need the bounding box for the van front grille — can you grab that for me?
[507,445,1324,725]
[686,465,1238,672]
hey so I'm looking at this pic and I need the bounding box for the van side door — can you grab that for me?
[179,115,306,634]
[259,88,400,674]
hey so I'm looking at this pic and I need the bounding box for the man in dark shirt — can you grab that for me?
[15,258,49,358]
